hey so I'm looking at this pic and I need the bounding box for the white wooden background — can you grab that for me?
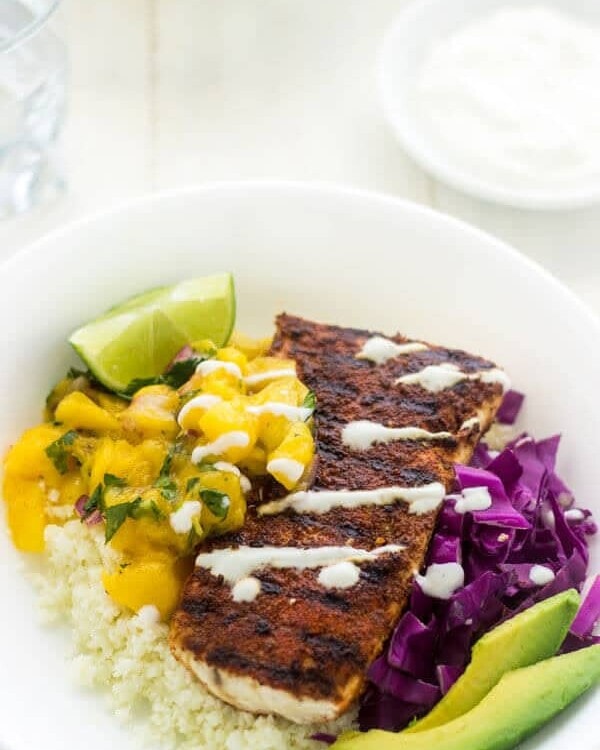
[1,0,599,315]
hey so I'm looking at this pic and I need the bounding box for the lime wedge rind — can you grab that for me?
[68,273,236,393]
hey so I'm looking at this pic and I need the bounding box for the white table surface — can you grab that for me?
[1,0,599,316]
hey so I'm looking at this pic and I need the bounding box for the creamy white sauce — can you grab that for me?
[136,604,161,626]
[247,402,313,421]
[191,431,250,463]
[213,461,252,493]
[454,486,492,514]
[342,420,452,451]
[460,416,480,432]
[565,508,585,522]
[267,457,305,485]
[317,561,361,590]
[416,562,465,599]
[529,564,555,586]
[177,394,223,426]
[196,544,403,584]
[195,360,243,379]
[231,576,262,602]
[396,364,510,392]
[244,369,297,387]
[356,336,428,364]
[169,500,202,534]
[415,7,600,192]
[258,482,445,517]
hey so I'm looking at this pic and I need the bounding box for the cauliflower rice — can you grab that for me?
[32,520,356,750]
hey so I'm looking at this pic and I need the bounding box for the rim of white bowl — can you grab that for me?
[1,180,599,332]
[377,0,600,211]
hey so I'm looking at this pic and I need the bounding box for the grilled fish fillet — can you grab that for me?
[170,315,505,724]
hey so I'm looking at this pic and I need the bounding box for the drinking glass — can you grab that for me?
[0,0,67,218]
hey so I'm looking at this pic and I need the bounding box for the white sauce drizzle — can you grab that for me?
[416,562,465,600]
[454,486,492,514]
[318,561,361,590]
[356,336,428,364]
[195,360,243,379]
[213,461,252,493]
[191,431,250,463]
[396,364,510,392]
[232,576,262,603]
[267,457,305,485]
[565,508,585,522]
[258,482,445,517]
[169,500,202,534]
[136,604,161,626]
[529,565,555,586]
[177,394,223,426]
[460,416,481,432]
[196,544,404,584]
[247,402,313,421]
[342,420,452,451]
[244,369,297,387]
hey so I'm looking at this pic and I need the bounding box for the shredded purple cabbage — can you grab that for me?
[359,420,598,732]
[496,389,525,425]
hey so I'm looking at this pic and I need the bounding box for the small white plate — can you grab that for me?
[0,182,598,749]
[378,0,600,210]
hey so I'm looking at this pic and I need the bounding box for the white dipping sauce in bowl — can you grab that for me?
[415,7,600,191]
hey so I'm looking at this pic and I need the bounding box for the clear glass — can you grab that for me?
[0,0,66,218]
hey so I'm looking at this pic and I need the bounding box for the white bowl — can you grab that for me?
[0,182,598,749]
[378,0,600,210]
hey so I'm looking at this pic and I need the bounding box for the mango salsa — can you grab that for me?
[2,334,316,621]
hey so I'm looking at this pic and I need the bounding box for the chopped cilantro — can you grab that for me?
[154,447,178,502]
[67,366,88,380]
[84,483,105,515]
[45,430,78,474]
[162,358,203,389]
[104,498,142,542]
[104,473,127,488]
[155,475,177,502]
[145,499,166,521]
[186,477,200,493]
[302,390,317,411]
[119,357,203,399]
[200,489,230,520]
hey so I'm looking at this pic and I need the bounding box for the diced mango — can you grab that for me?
[3,477,46,552]
[267,421,314,490]
[121,385,179,440]
[55,391,120,433]
[54,473,87,507]
[195,469,246,534]
[228,331,272,360]
[238,444,268,475]
[245,357,297,391]
[102,554,190,621]
[197,401,257,462]
[4,424,65,483]
[93,390,128,416]
[88,438,166,489]
[216,347,249,374]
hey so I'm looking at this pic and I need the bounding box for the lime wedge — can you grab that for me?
[69,273,236,392]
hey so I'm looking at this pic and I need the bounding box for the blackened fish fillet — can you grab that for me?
[170,315,505,723]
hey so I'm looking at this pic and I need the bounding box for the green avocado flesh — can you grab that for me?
[407,588,580,732]
[333,645,600,750]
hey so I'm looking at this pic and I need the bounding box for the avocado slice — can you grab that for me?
[408,588,580,732]
[333,645,600,750]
